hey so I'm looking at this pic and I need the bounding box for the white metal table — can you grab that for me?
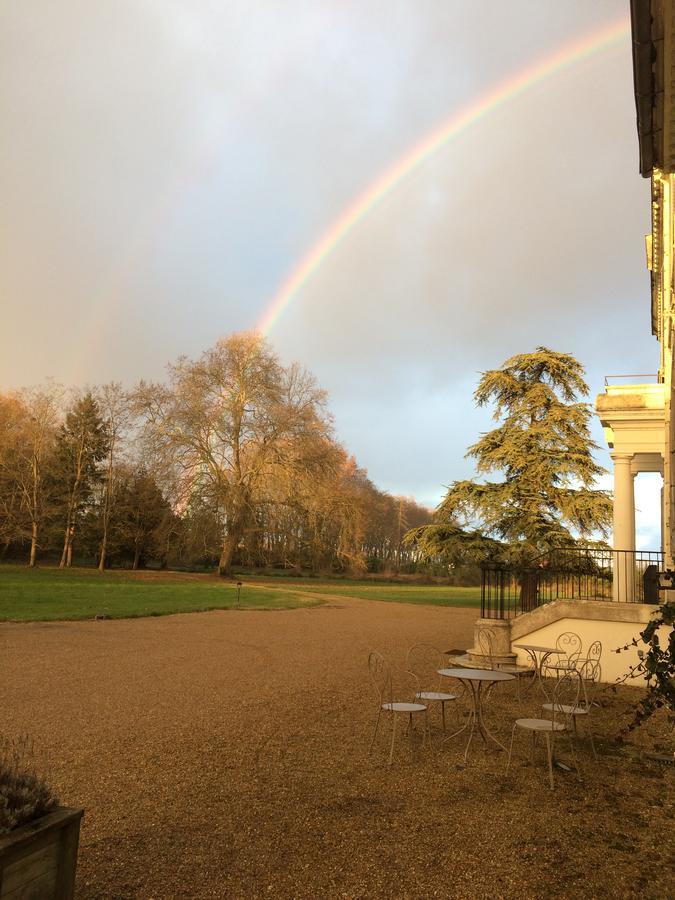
[513,644,565,699]
[438,667,515,760]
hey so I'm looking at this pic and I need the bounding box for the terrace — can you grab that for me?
[481,546,665,620]
[476,545,668,683]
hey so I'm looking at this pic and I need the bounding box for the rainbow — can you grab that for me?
[258,15,630,334]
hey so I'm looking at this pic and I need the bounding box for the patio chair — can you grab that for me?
[368,651,430,765]
[475,626,498,669]
[475,626,534,701]
[506,670,581,789]
[406,643,459,732]
[542,657,601,759]
[578,640,602,669]
[542,631,582,680]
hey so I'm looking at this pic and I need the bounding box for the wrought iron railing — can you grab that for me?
[480,546,664,620]
[603,374,659,384]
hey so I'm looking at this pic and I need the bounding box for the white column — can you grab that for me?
[613,454,635,550]
[612,453,635,601]
[631,472,637,551]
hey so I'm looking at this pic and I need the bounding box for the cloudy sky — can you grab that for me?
[0,1,662,546]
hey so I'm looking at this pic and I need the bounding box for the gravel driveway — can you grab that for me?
[2,597,672,899]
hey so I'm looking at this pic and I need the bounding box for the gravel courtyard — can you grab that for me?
[2,597,673,899]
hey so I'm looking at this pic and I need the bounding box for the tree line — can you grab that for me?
[0,333,432,575]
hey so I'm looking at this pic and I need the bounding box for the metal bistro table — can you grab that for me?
[512,644,565,700]
[438,668,515,760]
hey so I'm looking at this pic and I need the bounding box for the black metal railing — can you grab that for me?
[480,546,664,620]
[604,374,659,384]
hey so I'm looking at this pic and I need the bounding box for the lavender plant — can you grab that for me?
[0,737,58,835]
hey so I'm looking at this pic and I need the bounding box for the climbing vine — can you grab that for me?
[615,599,675,732]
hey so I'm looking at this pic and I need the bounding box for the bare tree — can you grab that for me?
[0,392,30,555]
[8,385,63,566]
[135,333,335,576]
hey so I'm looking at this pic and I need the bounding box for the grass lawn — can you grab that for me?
[0,565,481,622]
[245,577,482,607]
[0,565,320,621]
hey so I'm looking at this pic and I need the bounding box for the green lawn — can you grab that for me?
[0,565,481,622]
[246,578,482,608]
[0,565,320,622]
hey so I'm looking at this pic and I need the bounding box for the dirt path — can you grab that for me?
[2,602,672,899]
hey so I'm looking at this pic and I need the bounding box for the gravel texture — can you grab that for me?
[2,595,673,899]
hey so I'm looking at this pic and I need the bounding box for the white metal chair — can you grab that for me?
[475,626,497,669]
[542,657,601,759]
[406,643,459,732]
[506,670,581,789]
[578,640,602,669]
[542,631,582,679]
[368,651,430,765]
[476,626,534,701]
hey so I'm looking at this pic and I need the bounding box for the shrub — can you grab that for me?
[0,737,58,835]
[615,599,675,733]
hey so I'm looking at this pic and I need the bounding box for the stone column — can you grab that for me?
[612,453,635,601]
[631,472,637,551]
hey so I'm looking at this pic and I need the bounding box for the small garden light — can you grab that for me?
[236,581,243,609]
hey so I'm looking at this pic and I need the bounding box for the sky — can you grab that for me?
[0,1,662,547]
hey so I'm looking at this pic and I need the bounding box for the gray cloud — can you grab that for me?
[1,1,658,538]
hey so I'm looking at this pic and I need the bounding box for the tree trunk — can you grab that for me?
[132,547,140,570]
[219,499,249,576]
[60,511,75,568]
[98,535,107,573]
[218,532,239,577]
[29,521,38,567]
[99,444,114,574]
[59,536,68,569]
[60,459,83,568]
[519,572,539,612]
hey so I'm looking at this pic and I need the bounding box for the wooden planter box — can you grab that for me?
[0,807,83,900]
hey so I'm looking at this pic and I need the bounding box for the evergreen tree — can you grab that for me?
[111,470,172,569]
[409,348,612,562]
[95,383,132,572]
[54,393,108,567]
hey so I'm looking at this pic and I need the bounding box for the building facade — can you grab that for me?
[595,1,675,568]
[635,0,675,568]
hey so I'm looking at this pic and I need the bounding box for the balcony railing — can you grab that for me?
[480,546,664,620]
[604,374,659,384]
